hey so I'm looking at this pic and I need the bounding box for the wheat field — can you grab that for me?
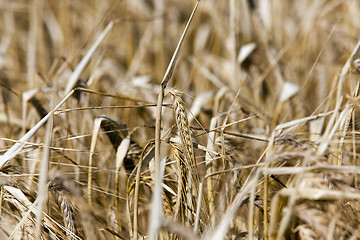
[0,0,360,239]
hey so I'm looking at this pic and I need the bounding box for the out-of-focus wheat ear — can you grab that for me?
[58,194,78,240]
[149,1,200,240]
[49,182,79,240]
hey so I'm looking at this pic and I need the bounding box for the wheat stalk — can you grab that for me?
[149,2,200,239]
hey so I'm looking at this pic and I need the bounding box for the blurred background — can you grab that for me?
[1,0,359,126]
[1,0,360,239]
